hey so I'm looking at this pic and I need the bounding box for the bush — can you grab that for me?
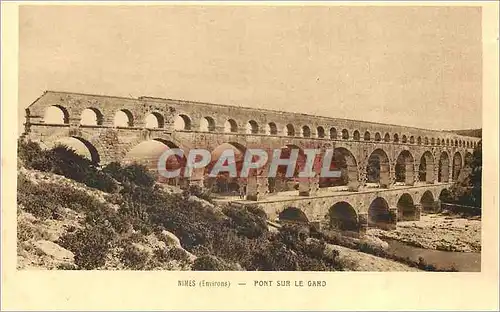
[223,206,268,239]
[58,224,116,270]
[18,140,118,192]
[103,162,155,188]
[120,243,151,270]
[192,255,236,271]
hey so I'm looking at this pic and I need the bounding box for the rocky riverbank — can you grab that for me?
[368,213,481,253]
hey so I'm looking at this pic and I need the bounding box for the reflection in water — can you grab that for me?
[385,239,481,272]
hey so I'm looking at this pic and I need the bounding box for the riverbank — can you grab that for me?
[368,213,481,253]
[327,244,420,271]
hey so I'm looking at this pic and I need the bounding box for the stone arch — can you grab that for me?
[431,138,435,145]
[454,139,458,147]
[246,120,259,134]
[420,190,435,212]
[366,148,390,187]
[266,122,278,135]
[200,116,216,132]
[419,151,435,183]
[397,193,416,221]
[174,114,192,131]
[224,119,238,133]
[384,133,390,142]
[436,138,440,146]
[363,131,371,141]
[330,127,337,140]
[319,147,359,189]
[446,139,450,146]
[452,152,463,181]
[270,144,307,193]
[353,130,360,141]
[205,142,248,194]
[409,136,415,144]
[316,126,325,138]
[368,197,393,229]
[394,133,399,143]
[341,129,349,140]
[424,137,429,145]
[55,136,101,164]
[329,202,359,232]
[123,138,184,175]
[80,108,104,126]
[44,105,69,124]
[438,151,450,182]
[395,150,414,185]
[279,207,309,224]
[145,112,165,128]
[375,132,381,142]
[417,136,422,145]
[402,135,407,143]
[114,109,134,127]
[441,139,445,146]
[439,188,453,203]
[302,125,311,138]
[285,124,295,136]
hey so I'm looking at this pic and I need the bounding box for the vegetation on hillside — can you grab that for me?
[17,139,346,271]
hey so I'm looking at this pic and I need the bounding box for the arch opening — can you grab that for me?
[330,127,337,140]
[384,133,390,142]
[200,116,216,132]
[420,190,435,212]
[418,151,434,183]
[285,124,295,136]
[302,125,311,138]
[246,120,259,134]
[368,197,394,229]
[353,130,360,141]
[55,136,101,164]
[174,114,192,131]
[452,152,463,181]
[114,109,134,127]
[395,150,414,185]
[204,142,247,194]
[438,152,450,182]
[80,108,104,126]
[279,207,309,225]
[364,131,371,141]
[374,132,381,142]
[44,105,69,124]
[341,129,349,140]
[145,112,165,129]
[266,122,278,135]
[224,119,238,133]
[317,126,325,138]
[397,193,416,221]
[329,202,359,232]
[319,147,358,189]
[366,148,390,188]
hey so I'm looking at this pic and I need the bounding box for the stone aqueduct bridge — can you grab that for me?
[24,91,480,232]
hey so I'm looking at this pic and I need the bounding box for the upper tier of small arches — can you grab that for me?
[41,104,480,149]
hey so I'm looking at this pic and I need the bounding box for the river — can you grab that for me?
[385,239,481,272]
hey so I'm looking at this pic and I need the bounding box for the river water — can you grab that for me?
[385,239,481,272]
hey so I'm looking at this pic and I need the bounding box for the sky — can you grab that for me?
[19,5,483,133]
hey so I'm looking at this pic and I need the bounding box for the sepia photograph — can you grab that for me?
[2,1,499,311]
[16,4,484,272]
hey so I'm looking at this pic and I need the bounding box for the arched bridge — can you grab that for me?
[24,91,480,232]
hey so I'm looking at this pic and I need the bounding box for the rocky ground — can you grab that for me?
[368,213,481,253]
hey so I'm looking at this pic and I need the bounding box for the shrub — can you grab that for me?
[58,224,116,270]
[103,162,155,188]
[192,255,236,271]
[120,243,151,270]
[223,206,268,239]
